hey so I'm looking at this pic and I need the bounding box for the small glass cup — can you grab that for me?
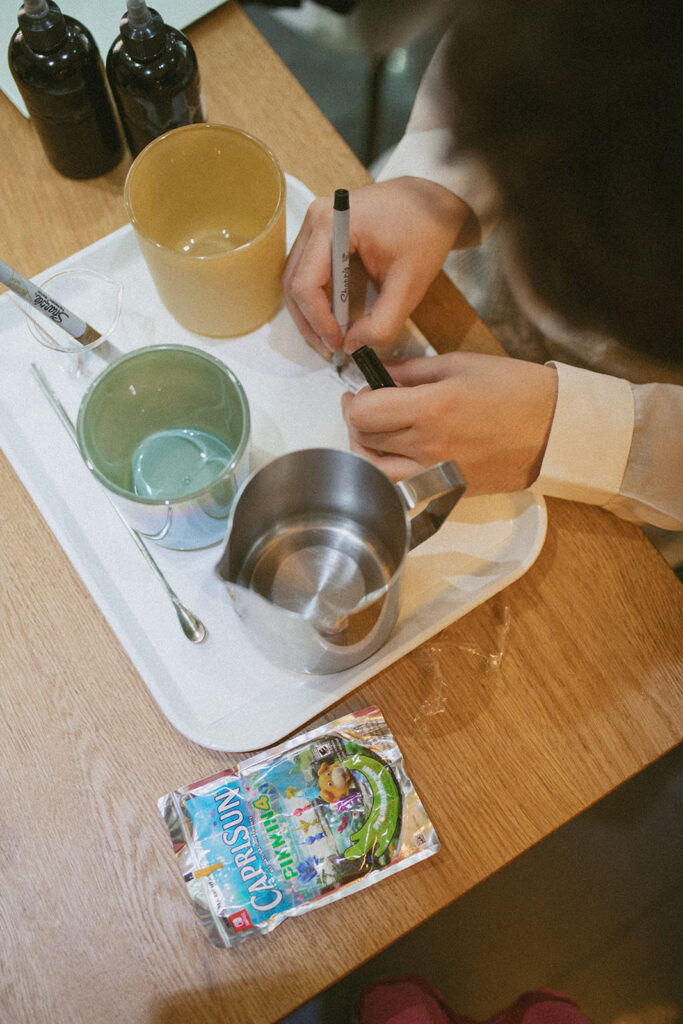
[14,267,123,378]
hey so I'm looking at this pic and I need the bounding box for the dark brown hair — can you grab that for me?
[443,0,682,363]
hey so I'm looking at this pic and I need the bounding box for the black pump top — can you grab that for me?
[119,0,167,61]
[17,0,67,53]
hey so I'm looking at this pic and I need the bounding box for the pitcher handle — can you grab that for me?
[397,461,467,551]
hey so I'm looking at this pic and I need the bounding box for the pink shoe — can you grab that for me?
[356,978,594,1024]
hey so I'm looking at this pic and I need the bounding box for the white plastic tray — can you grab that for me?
[0,176,547,751]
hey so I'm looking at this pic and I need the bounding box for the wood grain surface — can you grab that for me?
[1,5,681,1023]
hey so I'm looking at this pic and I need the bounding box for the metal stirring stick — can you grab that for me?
[31,363,208,644]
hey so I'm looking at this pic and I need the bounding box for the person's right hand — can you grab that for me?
[340,352,558,495]
[282,176,472,361]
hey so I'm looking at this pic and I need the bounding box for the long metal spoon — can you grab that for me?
[31,363,208,644]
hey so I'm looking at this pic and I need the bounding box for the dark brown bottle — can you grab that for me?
[8,0,123,179]
[106,0,205,158]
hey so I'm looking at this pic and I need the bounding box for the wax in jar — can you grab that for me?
[131,427,233,500]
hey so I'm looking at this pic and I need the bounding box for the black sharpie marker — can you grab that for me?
[331,187,350,375]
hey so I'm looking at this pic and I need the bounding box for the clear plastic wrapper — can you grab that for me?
[158,706,439,947]
[411,597,511,737]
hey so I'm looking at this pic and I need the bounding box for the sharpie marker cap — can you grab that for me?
[352,346,396,389]
[334,188,349,212]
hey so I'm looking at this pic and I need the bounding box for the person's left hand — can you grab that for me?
[341,352,558,494]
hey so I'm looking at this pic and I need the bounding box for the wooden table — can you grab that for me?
[1,5,681,1022]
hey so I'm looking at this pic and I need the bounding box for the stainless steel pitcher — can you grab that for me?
[215,448,466,674]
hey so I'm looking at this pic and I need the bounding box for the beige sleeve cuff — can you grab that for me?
[536,362,635,506]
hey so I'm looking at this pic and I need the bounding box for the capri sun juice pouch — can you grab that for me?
[158,706,439,947]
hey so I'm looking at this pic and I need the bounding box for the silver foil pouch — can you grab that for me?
[158,706,439,947]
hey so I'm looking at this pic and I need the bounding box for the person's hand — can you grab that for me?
[340,352,558,495]
[282,177,471,360]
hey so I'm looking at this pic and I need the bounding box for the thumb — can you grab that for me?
[345,264,420,350]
